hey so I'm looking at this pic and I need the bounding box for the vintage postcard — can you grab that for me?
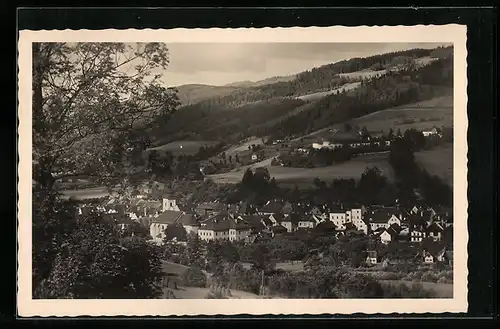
[18,25,468,316]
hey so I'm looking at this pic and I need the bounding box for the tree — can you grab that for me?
[164,224,188,242]
[32,42,178,295]
[387,128,394,140]
[33,42,179,193]
[35,213,164,299]
[250,243,272,272]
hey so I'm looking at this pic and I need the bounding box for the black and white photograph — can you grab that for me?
[18,26,468,316]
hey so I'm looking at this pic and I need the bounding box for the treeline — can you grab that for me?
[268,56,454,140]
[388,131,452,206]
[278,145,355,168]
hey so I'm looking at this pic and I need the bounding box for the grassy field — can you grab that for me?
[379,280,453,298]
[415,143,453,186]
[208,153,394,187]
[148,140,218,156]
[296,82,361,102]
[60,187,113,200]
[224,137,265,156]
[336,95,453,134]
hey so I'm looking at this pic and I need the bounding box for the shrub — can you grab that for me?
[181,267,207,287]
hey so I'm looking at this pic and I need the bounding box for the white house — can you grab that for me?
[329,206,347,230]
[251,154,258,161]
[410,229,427,243]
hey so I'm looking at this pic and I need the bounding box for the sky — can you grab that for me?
[155,43,451,87]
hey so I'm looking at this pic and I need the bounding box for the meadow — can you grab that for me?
[415,143,454,186]
[148,140,218,156]
[208,153,394,187]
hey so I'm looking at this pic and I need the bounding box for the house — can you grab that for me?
[410,227,427,243]
[280,213,300,232]
[329,206,347,230]
[268,213,285,226]
[366,207,404,232]
[149,210,182,242]
[366,251,378,265]
[437,247,454,266]
[423,251,435,264]
[298,217,316,229]
[426,222,444,242]
[380,223,402,244]
[251,153,258,161]
[228,218,252,242]
[195,202,227,218]
[422,126,441,137]
[238,215,266,234]
[197,215,232,242]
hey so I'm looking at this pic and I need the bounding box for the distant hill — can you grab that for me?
[174,84,239,105]
[154,45,453,144]
[225,75,297,88]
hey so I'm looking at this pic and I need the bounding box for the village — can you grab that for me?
[77,186,453,267]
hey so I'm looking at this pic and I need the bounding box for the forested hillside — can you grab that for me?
[153,46,453,144]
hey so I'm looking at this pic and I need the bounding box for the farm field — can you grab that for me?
[335,95,453,134]
[298,95,453,141]
[60,187,113,200]
[415,143,453,186]
[148,140,218,156]
[208,153,394,187]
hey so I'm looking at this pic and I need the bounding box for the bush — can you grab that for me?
[181,267,207,287]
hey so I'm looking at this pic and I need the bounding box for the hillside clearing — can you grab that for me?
[296,82,361,101]
[148,140,218,156]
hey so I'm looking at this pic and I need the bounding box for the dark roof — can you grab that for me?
[270,213,285,223]
[177,213,198,226]
[386,223,402,237]
[329,204,346,213]
[239,215,266,231]
[260,200,285,214]
[200,216,231,231]
[153,210,184,225]
[229,218,251,231]
[197,202,226,211]
[366,251,377,258]
[368,210,391,223]
[261,217,273,227]
[282,213,301,224]
[427,222,444,233]
[270,225,287,233]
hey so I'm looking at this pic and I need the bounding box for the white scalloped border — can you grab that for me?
[17,25,468,317]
